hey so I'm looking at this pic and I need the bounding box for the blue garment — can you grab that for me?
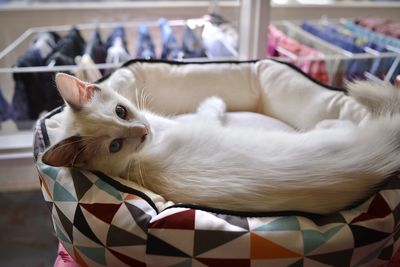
[0,89,13,122]
[136,24,156,59]
[159,18,182,60]
[106,26,130,64]
[301,22,370,81]
[182,24,207,58]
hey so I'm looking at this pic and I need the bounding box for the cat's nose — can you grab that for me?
[129,125,148,140]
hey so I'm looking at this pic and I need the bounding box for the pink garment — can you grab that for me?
[268,25,329,84]
[53,243,79,267]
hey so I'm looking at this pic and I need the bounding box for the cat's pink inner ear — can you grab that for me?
[55,73,97,110]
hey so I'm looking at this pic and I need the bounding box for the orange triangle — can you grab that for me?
[251,232,301,259]
[38,171,53,201]
[124,194,140,201]
[73,247,89,267]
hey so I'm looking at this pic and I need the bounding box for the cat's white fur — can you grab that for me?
[43,74,400,214]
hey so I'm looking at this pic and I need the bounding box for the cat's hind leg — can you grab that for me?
[196,96,226,124]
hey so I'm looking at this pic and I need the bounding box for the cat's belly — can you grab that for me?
[174,112,295,132]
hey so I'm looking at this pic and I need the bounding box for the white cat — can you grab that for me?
[42,73,400,214]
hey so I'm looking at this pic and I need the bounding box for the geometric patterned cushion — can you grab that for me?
[34,60,400,267]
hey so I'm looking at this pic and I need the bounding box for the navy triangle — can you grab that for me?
[378,244,393,261]
[212,214,249,230]
[73,205,103,246]
[54,204,73,243]
[146,234,189,257]
[46,201,54,212]
[307,249,353,266]
[288,259,304,267]
[194,230,247,256]
[350,225,390,247]
[71,169,93,200]
[125,202,152,233]
[306,212,346,226]
[107,225,146,246]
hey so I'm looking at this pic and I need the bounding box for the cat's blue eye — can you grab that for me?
[116,105,127,120]
[109,138,123,153]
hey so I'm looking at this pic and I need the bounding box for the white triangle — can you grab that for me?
[80,207,110,246]
[80,184,121,204]
[248,217,278,231]
[57,168,78,200]
[124,196,157,217]
[105,249,130,267]
[352,215,394,234]
[251,258,301,267]
[54,201,78,223]
[73,226,103,247]
[196,232,250,258]
[195,210,247,231]
[106,245,146,263]
[150,229,194,256]
[380,189,400,211]
[110,203,147,240]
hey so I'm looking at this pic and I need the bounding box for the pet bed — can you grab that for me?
[34,59,400,267]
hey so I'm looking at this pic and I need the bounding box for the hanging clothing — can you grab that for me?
[41,27,85,114]
[159,18,182,60]
[106,26,130,64]
[12,32,60,120]
[0,89,13,122]
[136,24,156,59]
[356,17,400,39]
[268,25,329,84]
[182,23,207,58]
[75,29,106,82]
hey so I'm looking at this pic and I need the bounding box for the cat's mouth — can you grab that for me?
[135,127,150,151]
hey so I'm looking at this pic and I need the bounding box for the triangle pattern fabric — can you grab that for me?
[75,245,106,266]
[150,229,194,256]
[107,225,146,247]
[73,205,103,246]
[170,258,193,267]
[194,230,247,256]
[211,214,249,230]
[73,247,89,267]
[195,232,250,259]
[250,232,301,259]
[53,182,77,202]
[80,203,121,224]
[80,207,110,246]
[350,193,391,224]
[302,225,345,254]
[150,209,195,230]
[253,216,300,232]
[108,248,146,267]
[54,204,74,243]
[124,202,152,233]
[71,169,93,200]
[350,225,390,248]
[288,259,304,267]
[94,179,123,201]
[55,223,71,244]
[195,258,250,267]
[40,164,60,180]
[54,201,78,223]
[309,212,346,226]
[146,233,190,257]
[378,244,393,261]
[307,249,353,266]
[38,172,53,201]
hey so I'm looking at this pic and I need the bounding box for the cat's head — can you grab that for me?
[41,73,151,177]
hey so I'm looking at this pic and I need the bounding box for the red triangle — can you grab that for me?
[73,247,89,267]
[150,209,195,230]
[108,248,146,267]
[251,232,300,259]
[80,203,121,224]
[196,258,250,267]
[351,193,391,224]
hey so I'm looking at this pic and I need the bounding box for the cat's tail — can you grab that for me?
[347,80,400,117]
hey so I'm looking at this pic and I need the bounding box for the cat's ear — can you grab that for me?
[41,136,88,168]
[55,73,99,110]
